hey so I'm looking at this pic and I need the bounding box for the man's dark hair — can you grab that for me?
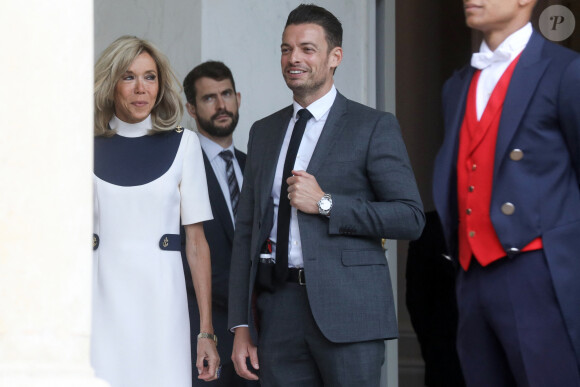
[285,4,343,50]
[183,61,236,106]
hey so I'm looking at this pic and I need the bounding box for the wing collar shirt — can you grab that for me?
[471,22,532,120]
[197,133,243,225]
[269,85,337,268]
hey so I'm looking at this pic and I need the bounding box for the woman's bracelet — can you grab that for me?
[197,332,218,346]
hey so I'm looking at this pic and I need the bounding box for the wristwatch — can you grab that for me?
[198,332,218,346]
[317,193,333,216]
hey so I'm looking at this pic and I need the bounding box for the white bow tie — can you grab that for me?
[471,49,512,70]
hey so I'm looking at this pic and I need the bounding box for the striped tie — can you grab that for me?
[219,150,240,217]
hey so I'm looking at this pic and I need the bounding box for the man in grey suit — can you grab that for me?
[228,4,424,386]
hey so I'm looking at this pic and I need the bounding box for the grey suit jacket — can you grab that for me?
[228,92,424,344]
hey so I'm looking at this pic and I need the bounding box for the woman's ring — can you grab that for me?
[288,193,291,200]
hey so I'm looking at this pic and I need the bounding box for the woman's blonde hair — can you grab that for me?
[94,36,183,137]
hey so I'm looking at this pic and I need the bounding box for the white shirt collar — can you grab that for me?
[292,85,337,122]
[471,23,532,69]
[109,115,152,137]
[197,132,236,161]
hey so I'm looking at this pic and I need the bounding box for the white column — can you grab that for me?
[0,1,107,386]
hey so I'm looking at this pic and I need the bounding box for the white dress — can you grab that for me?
[91,116,212,387]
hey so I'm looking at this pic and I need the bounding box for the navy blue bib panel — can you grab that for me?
[94,130,183,187]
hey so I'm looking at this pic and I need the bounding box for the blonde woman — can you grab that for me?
[92,36,219,386]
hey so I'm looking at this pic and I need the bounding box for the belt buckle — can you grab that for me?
[298,268,305,286]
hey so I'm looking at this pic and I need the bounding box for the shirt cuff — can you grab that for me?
[230,324,249,333]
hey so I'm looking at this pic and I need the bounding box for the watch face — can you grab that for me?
[320,199,331,211]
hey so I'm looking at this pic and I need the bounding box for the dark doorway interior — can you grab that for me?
[395,1,470,385]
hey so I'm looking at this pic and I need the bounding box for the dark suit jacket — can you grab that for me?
[181,147,245,373]
[433,31,580,366]
[228,91,425,345]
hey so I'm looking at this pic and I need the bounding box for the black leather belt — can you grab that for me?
[287,267,306,285]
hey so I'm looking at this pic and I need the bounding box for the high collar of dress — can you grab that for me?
[109,115,153,137]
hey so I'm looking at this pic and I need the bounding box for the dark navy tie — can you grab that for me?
[275,109,313,282]
[219,150,240,217]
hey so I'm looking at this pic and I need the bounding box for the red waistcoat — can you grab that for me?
[456,55,542,271]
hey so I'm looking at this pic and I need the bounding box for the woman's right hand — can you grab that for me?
[196,335,220,381]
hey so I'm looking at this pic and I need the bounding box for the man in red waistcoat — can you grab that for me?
[433,0,580,385]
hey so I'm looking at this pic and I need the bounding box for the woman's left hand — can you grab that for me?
[196,337,220,381]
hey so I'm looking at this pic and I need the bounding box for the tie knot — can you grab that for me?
[219,150,234,162]
[297,109,313,121]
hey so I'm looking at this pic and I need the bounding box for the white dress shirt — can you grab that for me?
[471,22,532,120]
[269,85,337,268]
[197,133,243,225]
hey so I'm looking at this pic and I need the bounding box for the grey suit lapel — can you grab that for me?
[259,106,293,218]
[307,92,348,175]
